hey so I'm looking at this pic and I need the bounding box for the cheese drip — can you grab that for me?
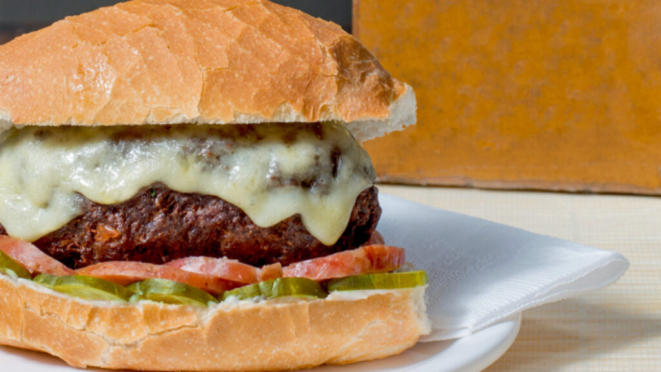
[0,123,376,245]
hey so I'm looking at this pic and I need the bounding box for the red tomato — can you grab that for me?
[76,261,242,295]
[167,257,282,284]
[282,245,405,281]
[258,263,283,281]
[0,236,73,276]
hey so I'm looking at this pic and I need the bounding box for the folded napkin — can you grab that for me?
[378,194,629,342]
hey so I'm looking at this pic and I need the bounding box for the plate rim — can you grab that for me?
[413,312,522,372]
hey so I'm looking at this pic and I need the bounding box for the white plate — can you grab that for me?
[0,312,520,372]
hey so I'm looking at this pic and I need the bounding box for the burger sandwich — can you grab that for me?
[0,0,430,370]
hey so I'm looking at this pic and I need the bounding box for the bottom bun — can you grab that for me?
[0,275,431,371]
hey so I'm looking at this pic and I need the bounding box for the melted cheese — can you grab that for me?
[0,123,376,245]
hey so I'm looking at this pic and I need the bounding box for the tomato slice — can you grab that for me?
[0,236,74,276]
[258,263,283,282]
[166,257,282,284]
[282,245,406,281]
[76,261,242,295]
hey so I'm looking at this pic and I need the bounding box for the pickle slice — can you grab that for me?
[0,251,31,280]
[34,273,59,287]
[127,279,218,307]
[327,271,429,292]
[34,274,134,302]
[221,278,327,301]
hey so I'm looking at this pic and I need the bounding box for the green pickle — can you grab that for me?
[0,251,31,280]
[128,279,218,307]
[221,277,327,301]
[327,271,429,292]
[34,273,59,287]
[34,274,134,302]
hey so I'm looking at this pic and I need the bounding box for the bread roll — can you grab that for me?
[0,0,416,142]
[0,276,430,371]
[0,2,427,370]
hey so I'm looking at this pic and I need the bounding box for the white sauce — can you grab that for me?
[0,123,375,244]
[326,289,410,301]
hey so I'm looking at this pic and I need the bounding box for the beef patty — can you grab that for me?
[0,184,381,269]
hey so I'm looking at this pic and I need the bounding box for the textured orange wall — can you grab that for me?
[355,0,661,194]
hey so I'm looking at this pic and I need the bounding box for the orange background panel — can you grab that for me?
[354,0,661,194]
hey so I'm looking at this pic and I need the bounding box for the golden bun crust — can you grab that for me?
[0,276,430,371]
[0,0,415,142]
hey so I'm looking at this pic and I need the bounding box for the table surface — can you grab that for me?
[379,185,661,372]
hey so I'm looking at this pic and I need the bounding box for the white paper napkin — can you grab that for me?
[378,194,629,342]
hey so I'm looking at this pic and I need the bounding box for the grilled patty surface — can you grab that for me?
[0,184,381,269]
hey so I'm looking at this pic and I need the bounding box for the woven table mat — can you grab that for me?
[379,185,661,371]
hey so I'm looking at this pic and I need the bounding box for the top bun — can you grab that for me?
[0,0,415,142]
